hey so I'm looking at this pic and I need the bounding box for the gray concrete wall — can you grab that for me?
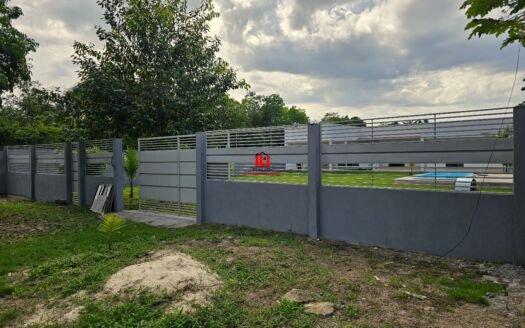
[320,187,515,263]
[204,181,515,263]
[7,173,31,198]
[205,180,309,234]
[35,175,67,202]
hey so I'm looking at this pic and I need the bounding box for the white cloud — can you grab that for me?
[8,0,523,119]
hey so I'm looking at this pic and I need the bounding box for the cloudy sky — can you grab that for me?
[11,0,523,120]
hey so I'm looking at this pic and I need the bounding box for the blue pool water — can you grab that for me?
[416,172,474,180]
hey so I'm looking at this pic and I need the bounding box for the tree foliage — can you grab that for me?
[241,92,309,127]
[71,0,245,139]
[0,0,38,104]
[0,84,77,146]
[461,0,525,48]
[321,112,366,127]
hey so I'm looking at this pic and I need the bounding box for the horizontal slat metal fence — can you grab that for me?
[85,139,114,177]
[7,145,31,174]
[138,135,197,218]
[36,143,65,175]
[203,108,514,192]
[5,145,31,197]
[206,125,309,184]
[320,107,514,192]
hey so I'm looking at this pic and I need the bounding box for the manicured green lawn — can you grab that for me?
[0,200,510,327]
[234,171,511,193]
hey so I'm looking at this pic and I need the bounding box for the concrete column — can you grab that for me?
[1,148,7,196]
[196,132,207,225]
[30,145,36,201]
[64,142,73,204]
[78,141,87,207]
[112,139,124,212]
[513,105,525,265]
[308,124,321,238]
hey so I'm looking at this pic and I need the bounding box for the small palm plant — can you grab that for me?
[99,213,126,250]
[124,148,139,199]
[408,162,416,176]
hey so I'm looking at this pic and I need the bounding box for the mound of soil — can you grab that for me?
[21,251,222,326]
[102,251,223,311]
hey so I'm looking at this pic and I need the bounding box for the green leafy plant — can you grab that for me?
[461,0,525,48]
[98,214,126,251]
[124,148,138,200]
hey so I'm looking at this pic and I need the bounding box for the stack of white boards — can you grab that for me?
[91,184,114,214]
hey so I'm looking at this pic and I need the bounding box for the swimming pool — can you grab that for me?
[415,172,475,180]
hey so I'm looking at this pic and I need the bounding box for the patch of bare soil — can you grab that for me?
[22,304,85,327]
[101,250,223,312]
[0,221,48,239]
[0,197,25,203]
[15,291,88,328]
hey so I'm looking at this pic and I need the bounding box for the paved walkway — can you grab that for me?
[118,210,195,228]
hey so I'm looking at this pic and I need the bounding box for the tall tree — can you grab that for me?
[0,83,76,146]
[461,0,525,48]
[72,0,245,138]
[282,105,309,125]
[242,92,309,127]
[0,0,38,106]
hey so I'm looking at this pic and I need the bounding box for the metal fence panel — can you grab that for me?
[138,135,197,218]
[206,125,309,184]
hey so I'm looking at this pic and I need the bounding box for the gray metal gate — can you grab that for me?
[138,135,197,218]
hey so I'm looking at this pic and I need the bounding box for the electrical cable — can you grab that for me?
[442,45,521,257]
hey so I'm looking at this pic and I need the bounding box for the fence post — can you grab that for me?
[513,105,525,265]
[308,124,321,238]
[1,148,7,196]
[112,139,124,212]
[30,145,36,201]
[64,142,73,204]
[196,132,207,225]
[78,141,87,207]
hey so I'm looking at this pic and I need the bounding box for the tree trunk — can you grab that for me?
[129,180,134,199]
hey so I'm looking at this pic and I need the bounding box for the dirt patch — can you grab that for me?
[0,221,48,239]
[0,197,26,203]
[22,304,85,327]
[101,251,223,312]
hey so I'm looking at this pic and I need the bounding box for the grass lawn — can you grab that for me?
[0,199,518,327]
[233,171,512,193]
